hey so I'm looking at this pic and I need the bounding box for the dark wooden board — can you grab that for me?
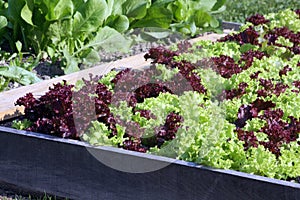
[0,126,299,200]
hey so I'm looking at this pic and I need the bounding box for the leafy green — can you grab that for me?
[132,5,173,29]
[0,15,7,30]
[72,0,107,34]
[154,64,179,81]
[105,14,130,33]
[0,0,226,76]
[88,9,300,180]
[216,0,300,23]
[13,8,300,182]
[82,120,127,146]
[0,65,41,85]
[0,45,40,91]
[98,70,118,91]
[12,119,32,130]
[0,0,131,74]
[122,0,149,20]
[266,9,300,31]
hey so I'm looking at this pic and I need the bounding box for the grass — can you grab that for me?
[217,0,300,23]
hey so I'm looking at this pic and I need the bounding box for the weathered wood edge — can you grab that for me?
[1,125,299,190]
[0,33,226,121]
[0,126,300,200]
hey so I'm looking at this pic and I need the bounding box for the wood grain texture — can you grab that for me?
[0,33,225,121]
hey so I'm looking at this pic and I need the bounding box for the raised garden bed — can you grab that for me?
[0,126,299,200]
[1,9,300,199]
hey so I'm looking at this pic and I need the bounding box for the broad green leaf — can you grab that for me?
[210,5,226,14]
[152,0,175,6]
[30,2,47,32]
[44,0,74,21]
[211,0,226,11]
[21,1,33,25]
[198,0,217,11]
[190,21,197,35]
[0,76,9,92]
[62,47,80,74]
[106,0,127,16]
[85,26,131,53]
[47,46,55,58]
[105,14,129,33]
[131,6,173,28]
[47,19,73,46]
[7,0,26,22]
[0,15,7,30]
[105,0,115,17]
[193,9,211,27]
[73,0,85,11]
[240,44,258,53]
[209,16,219,28]
[0,65,41,85]
[82,49,100,66]
[142,31,170,39]
[73,0,107,35]
[173,0,188,21]
[141,27,172,40]
[15,40,22,52]
[122,0,149,19]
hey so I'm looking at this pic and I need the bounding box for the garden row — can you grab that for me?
[217,0,300,23]
[0,0,225,92]
[12,8,300,182]
[1,8,300,200]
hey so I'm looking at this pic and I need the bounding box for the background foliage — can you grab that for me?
[218,0,300,22]
[0,0,226,74]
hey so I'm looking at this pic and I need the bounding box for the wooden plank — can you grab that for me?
[0,126,299,200]
[0,33,225,121]
[0,53,149,120]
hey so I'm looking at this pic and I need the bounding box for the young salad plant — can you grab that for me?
[14,2,300,185]
[0,41,41,91]
[0,0,226,74]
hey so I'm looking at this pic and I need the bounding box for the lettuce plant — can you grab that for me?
[14,9,300,182]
